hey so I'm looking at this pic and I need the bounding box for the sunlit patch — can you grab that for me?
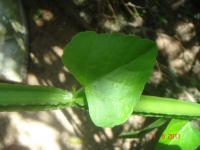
[58,72,66,83]
[102,15,126,32]
[30,52,40,64]
[93,134,100,143]
[156,31,200,75]
[79,11,91,23]
[43,54,52,65]
[127,15,143,27]
[178,89,196,103]
[156,32,182,59]
[150,70,163,85]
[123,115,146,131]
[8,113,60,150]
[52,110,75,133]
[52,46,63,57]
[69,137,82,145]
[33,9,54,27]
[11,20,26,34]
[175,22,196,42]
[0,56,22,82]
[27,73,40,85]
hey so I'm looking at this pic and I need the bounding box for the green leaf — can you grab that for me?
[0,83,76,111]
[155,119,200,150]
[120,118,168,138]
[62,31,157,127]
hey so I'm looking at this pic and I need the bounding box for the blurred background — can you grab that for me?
[0,0,200,149]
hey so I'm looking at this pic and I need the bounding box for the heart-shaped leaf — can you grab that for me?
[62,31,157,127]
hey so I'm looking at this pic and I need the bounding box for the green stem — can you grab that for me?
[0,83,200,120]
[0,83,76,111]
[134,95,200,119]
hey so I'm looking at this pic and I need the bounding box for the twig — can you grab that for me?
[107,0,117,17]
[126,2,144,9]
[120,0,135,17]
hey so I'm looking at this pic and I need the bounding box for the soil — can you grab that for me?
[0,0,200,150]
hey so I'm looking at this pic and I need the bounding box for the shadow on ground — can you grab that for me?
[0,0,200,150]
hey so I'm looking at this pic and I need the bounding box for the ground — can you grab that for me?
[0,0,200,150]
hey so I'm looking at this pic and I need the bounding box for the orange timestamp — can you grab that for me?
[152,133,181,140]
[161,133,180,139]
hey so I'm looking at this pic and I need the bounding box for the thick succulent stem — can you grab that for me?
[134,95,200,119]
